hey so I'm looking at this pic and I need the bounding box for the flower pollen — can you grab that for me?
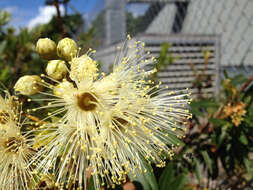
[0,110,10,124]
[18,37,192,190]
[3,136,23,153]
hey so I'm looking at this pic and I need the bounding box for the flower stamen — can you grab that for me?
[3,137,23,153]
[0,110,10,124]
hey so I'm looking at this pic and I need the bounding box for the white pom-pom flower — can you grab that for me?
[23,38,192,189]
[0,91,36,190]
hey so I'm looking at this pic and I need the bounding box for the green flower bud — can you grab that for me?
[36,38,57,60]
[46,60,68,80]
[57,38,78,61]
[14,75,43,95]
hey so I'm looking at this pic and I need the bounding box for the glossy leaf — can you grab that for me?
[194,159,201,184]
[191,100,219,108]
[209,118,229,127]
[128,157,158,190]
[218,127,227,145]
[168,174,188,190]
[142,160,159,190]
[239,132,248,145]
[201,151,213,174]
[230,74,248,86]
[0,40,7,57]
[159,162,174,190]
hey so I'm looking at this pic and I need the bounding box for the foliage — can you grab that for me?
[156,43,178,70]
[0,9,44,89]
[90,10,105,46]
[78,27,101,51]
[151,42,178,82]
[109,45,253,190]
[190,50,213,98]
[148,47,253,190]
[1,4,253,190]
[184,73,253,189]
[32,13,84,42]
[90,4,164,44]
[0,8,94,90]
[126,12,144,36]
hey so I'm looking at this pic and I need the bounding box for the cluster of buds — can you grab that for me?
[14,37,97,96]
[12,36,191,190]
[14,75,43,95]
[223,102,247,126]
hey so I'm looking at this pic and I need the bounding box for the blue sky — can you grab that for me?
[0,0,103,28]
[0,0,149,29]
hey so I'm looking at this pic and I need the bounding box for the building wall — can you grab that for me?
[144,0,253,67]
[145,4,176,34]
[182,0,253,66]
[105,0,126,45]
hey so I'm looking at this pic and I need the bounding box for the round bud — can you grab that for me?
[70,55,98,82]
[46,60,68,80]
[36,38,57,60]
[53,81,74,97]
[57,38,78,61]
[14,75,43,95]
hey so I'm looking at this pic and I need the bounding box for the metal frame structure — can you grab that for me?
[95,34,221,97]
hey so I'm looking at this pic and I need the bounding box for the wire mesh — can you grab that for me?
[90,0,253,78]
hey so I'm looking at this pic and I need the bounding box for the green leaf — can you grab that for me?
[156,42,175,71]
[165,133,185,146]
[244,158,253,180]
[226,144,231,151]
[128,157,158,190]
[194,159,201,184]
[239,132,248,145]
[230,74,248,86]
[209,118,228,127]
[244,96,252,106]
[0,40,7,57]
[248,107,253,116]
[244,117,253,127]
[129,171,150,190]
[0,66,10,81]
[159,162,174,190]
[218,127,227,145]
[201,151,213,174]
[168,174,188,190]
[190,107,204,117]
[223,70,229,79]
[190,100,219,109]
[142,160,159,190]
[244,116,253,127]
[87,185,96,190]
[87,176,96,190]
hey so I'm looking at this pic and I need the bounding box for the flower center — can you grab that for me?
[0,110,10,124]
[77,92,97,111]
[4,137,23,153]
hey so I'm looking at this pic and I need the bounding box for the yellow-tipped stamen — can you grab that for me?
[17,37,191,189]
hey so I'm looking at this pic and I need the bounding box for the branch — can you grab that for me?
[239,74,253,92]
[53,0,66,37]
